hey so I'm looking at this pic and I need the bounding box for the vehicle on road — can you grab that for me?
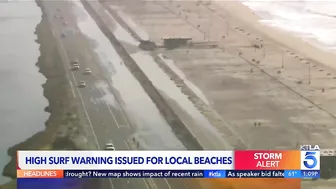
[63,21,68,25]
[84,68,91,74]
[72,64,79,70]
[61,32,66,38]
[54,15,59,18]
[105,141,115,150]
[78,81,86,88]
[71,59,78,64]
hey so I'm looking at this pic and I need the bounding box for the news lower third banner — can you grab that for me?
[16,150,320,180]
[17,169,320,179]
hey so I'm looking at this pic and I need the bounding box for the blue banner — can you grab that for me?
[224,170,285,178]
[63,170,204,178]
[301,170,320,179]
[62,170,288,178]
[284,170,302,178]
[16,169,315,189]
[17,170,317,182]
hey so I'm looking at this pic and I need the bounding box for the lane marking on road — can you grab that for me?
[56,31,100,147]
[163,178,172,189]
[51,26,76,99]
[124,140,152,189]
[116,101,132,128]
[96,85,121,128]
[52,29,56,37]
[81,48,123,129]
[69,81,77,98]
[143,178,153,189]
[108,179,115,189]
[123,140,130,150]
[100,6,174,189]
[47,7,115,189]
[97,9,133,130]
[105,83,132,128]
[91,70,130,129]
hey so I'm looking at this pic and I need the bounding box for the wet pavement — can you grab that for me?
[40,0,196,188]
[72,0,185,150]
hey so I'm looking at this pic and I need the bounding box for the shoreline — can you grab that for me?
[216,1,336,72]
[240,1,336,56]
[0,1,48,185]
[1,0,86,187]
[1,0,52,182]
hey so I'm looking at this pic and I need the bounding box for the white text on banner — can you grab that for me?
[17,151,234,170]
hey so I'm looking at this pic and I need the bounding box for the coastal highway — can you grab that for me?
[39,1,174,189]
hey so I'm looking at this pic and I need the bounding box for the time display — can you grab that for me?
[301,170,320,179]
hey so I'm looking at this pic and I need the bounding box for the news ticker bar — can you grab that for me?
[17,170,320,179]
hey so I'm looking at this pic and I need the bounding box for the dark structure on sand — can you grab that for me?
[162,37,192,49]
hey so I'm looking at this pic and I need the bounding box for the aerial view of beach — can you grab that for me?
[0,0,335,188]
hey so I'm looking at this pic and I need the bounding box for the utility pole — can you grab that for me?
[262,45,265,58]
[208,13,213,42]
[308,62,311,84]
[281,52,284,68]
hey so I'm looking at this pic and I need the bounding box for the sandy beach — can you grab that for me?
[99,0,336,186]
[215,1,336,71]
[105,0,336,148]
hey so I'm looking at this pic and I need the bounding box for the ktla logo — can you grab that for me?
[300,151,320,170]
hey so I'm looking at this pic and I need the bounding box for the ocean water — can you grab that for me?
[242,0,336,51]
[0,1,48,184]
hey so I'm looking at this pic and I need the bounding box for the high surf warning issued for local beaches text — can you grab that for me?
[16,149,320,180]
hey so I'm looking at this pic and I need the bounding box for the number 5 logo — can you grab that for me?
[304,152,317,169]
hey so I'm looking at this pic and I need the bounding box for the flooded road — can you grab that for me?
[71,1,185,150]
[0,1,47,184]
